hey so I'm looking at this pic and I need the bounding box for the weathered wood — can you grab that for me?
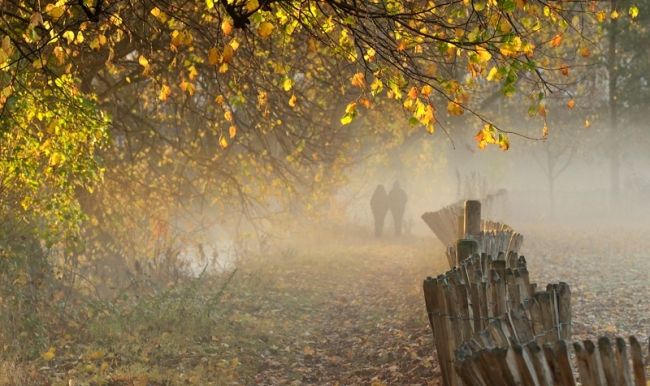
[614,337,634,386]
[456,284,473,343]
[458,215,465,241]
[491,347,519,386]
[478,281,489,330]
[599,337,619,386]
[457,239,479,265]
[516,266,534,301]
[556,282,571,340]
[574,341,599,386]
[585,339,608,386]
[551,341,577,386]
[512,344,542,386]
[509,304,535,344]
[456,353,488,386]
[629,336,647,386]
[470,282,482,333]
[464,200,481,238]
[527,342,554,386]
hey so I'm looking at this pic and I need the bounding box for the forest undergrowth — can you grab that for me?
[3,223,649,385]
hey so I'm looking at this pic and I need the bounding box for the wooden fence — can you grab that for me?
[423,254,571,386]
[421,199,648,386]
[422,200,523,267]
[456,337,649,386]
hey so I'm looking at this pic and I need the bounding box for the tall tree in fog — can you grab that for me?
[602,0,647,203]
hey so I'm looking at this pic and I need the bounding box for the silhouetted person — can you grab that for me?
[370,185,389,237]
[388,181,408,236]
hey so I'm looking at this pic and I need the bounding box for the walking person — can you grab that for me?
[388,181,408,236]
[370,185,389,238]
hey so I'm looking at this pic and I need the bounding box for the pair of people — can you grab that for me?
[370,181,408,237]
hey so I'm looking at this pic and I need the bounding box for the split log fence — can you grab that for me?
[422,199,649,386]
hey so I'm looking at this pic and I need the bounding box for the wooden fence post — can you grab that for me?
[464,200,481,238]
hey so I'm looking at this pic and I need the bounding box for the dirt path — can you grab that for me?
[232,234,448,385]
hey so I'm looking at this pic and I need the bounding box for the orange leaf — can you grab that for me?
[351,72,365,88]
[407,87,418,100]
[550,34,563,48]
[560,66,569,76]
[567,99,575,109]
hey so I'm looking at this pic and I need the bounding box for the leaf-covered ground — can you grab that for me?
[520,223,650,345]
[7,223,650,385]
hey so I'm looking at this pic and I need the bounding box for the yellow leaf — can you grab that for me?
[188,65,198,80]
[229,125,237,138]
[45,4,65,20]
[206,0,214,9]
[75,31,84,44]
[224,110,233,122]
[208,47,220,65]
[629,5,639,19]
[258,22,274,39]
[542,124,549,138]
[222,19,233,36]
[138,55,150,74]
[258,90,268,106]
[245,0,259,13]
[345,102,357,114]
[222,45,234,63]
[447,101,463,116]
[421,85,433,98]
[611,9,619,19]
[159,84,171,101]
[150,7,168,22]
[370,78,383,95]
[52,46,65,65]
[579,47,591,58]
[282,77,293,92]
[62,30,75,44]
[215,95,225,105]
[486,66,498,81]
[498,133,509,151]
[421,104,435,125]
[49,152,65,166]
[179,80,195,95]
[288,94,297,107]
[475,46,492,63]
[219,136,228,149]
[41,347,56,361]
[351,72,365,88]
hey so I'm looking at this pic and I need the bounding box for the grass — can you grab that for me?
[1,227,448,385]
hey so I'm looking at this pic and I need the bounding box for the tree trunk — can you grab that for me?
[608,0,620,206]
